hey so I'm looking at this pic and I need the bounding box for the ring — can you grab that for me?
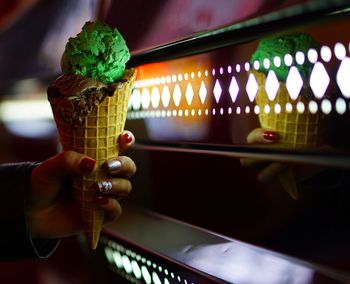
[97,180,113,193]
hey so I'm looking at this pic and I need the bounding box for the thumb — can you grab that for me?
[35,151,96,179]
[30,151,96,207]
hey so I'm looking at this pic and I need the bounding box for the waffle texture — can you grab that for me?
[252,70,323,199]
[53,69,136,249]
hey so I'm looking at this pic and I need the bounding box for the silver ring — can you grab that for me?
[97,180,113,193]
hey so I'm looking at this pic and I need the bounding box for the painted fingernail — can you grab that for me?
[79,157,96,173]
[263,131,277,141]
[122,133,133,144]
[95,196,109,205]
[95,181,113,194]
[106,159,122,174]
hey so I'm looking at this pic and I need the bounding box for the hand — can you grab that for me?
[240,128,288,184]
[27,130,136,239]
[240,128,327,184]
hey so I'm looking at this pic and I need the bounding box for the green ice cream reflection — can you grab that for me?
[250,33,320,82]
[61,21,130,84]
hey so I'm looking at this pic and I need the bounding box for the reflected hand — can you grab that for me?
[27,130,136,238]
[240,128,289,184]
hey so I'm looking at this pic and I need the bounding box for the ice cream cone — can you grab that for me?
[51,68,136,249]
[252,70,322,199]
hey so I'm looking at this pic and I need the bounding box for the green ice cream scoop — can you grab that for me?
[61,21,130,84]
[250,33,320,82]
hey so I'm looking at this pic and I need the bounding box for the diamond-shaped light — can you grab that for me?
[246,73,258,102]
[336,57,350,98]
[265,70,279,101]
[286,66,303,100]
[229,76,239,103]
[310,62,329,99]
[131,89,142,110]
[113,251,123,268]
[141,266,151,284]
[141,88,151,109]
[185,83,194,105]
[151,87,160,108]
[122,255,132,274]
[199,81,207,104]
[173,84,182,106]
[161,86,170,107]
[213,79,222,103]
[131,260,142,279]
[152,272,162,284]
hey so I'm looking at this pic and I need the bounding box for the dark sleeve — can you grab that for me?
[0,162,59,260]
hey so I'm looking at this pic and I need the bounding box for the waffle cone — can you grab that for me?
[52,69,136,249]
[252,70,323,199]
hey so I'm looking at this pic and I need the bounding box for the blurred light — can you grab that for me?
[309,101,318,114]
[286,66,303,100]
[161,86,171,107]
[113,251,123,268]
[172,75,177,82]
[177,74,183,81]
[246,73,258,102]
[104,247,113,263]
[236,64,241,72]
[131,260,142,279]
[173,84,182,106]
[152,272,162,284]
[229,77,239,103]
[220,67,224,74]
[244,62,250,71]
[236,107,241,114]
[122,255,132,274]
[253,60,260,70]
[321,99,332,114]
[185,83,194,105]
[263,58,270,69]
[191,72,195,79]
[227,65,232,73]
[205,70,209,77]
[184,73,189,80]
[164,278,170,284]
[284,54,293,66]
[335,97,347,114]
[132,89,142,110]
[307,48,318,63]
[265,70,280,101]
[228,107,232,114]
[295,51,305,65]
[320,45,332,62]
[274,103,281,114]
[286,102,293,113]
[296,101,305,113]
[213,79,222,103]
[336,57,350,98]
[310,62,329,99]
[151,87,161,108]
[334,42,346,60]
[274,56,281,67]
[245,106,250,114]
[198,71,202,78]
[199,81,207,104]
[264,105,270,114]
[212,69,216,76]
[254,105,260,114]
[0,100,52,121]
[141,88,151,109]
[141,266,151,284]
[166,76,171,84]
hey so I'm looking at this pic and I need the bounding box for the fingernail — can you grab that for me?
[122,133,133,144]
[79,157,96,173]
[95,195,109,205]
[106,159,122,174]
[95,181,113,194]
[263,131,277,141]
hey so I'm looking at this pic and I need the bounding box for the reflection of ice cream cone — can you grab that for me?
[49,69,136,249]
[252,70,323,199]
